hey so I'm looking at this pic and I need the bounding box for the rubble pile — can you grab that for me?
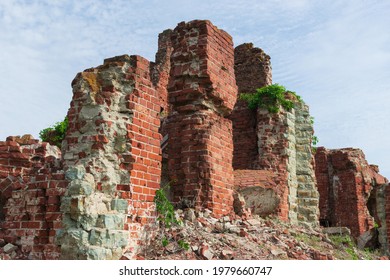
[0,240,28,260]
[138,209,387,260]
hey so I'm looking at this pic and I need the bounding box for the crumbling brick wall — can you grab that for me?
[153,29,173,116]
[234,170,279,217]
[251,97,319,226]
[166,20,237,217]
[315,148,388,240]
[153,29,173,190]
[0,19,339,260]
[230,43,272,170]
[231,43,318,226]
[0,135,66,259]
[58,55,162,260]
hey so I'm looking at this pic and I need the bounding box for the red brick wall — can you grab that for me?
[233,169,288,217]
[168,111,234,216]
[315,147,388,237]
[229,100,258,170]
[154,29,173,181]
[234,170,276,189]
[0,136,66,259]
[230,43,272,169]
[167,20,237,217]
[315,147,331,222]
[168,20,237,112]
[124,55,162,231]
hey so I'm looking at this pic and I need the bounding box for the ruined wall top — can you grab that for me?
[234,43,272,94]
[316,147,388,185]
[315,146,388,239]
[168,20,237,116]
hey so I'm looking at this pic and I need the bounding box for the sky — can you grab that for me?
[0,0,389,178]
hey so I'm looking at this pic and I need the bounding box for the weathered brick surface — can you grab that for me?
[0,136,66,259]
[167,20,237,217]
[234,170,279,217]
[234,170,276,189]
[230,43,272,170]
[59,55,162,259]
[168,20,237,114]
[232,91,318,226]
[8,19,390,259]
[231,43,318,226]
[315,147,388,238]
[153,29,173,116]
[168,111,234,216]
[234,43,272,95]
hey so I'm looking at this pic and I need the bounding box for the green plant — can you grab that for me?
[178,239,190,250]
[312,135,319,146]
[311,135,319,154]
[330,235,359,260]
[39,116,68,148]
[240,83,301,113]
[154,185,181,228]
[161,236,169,247]
[154,185,190,250]
[310,117,319,153]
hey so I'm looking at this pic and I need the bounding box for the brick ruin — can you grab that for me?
[0,19,389,259]
[0,135,66,259]
[315,147,390,254]
[231,43,319,227]
[166,21,237,217]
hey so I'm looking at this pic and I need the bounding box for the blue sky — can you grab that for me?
[0,0,389,178]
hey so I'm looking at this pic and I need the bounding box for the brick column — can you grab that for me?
[167,20,237,217]
[230,43,272,169]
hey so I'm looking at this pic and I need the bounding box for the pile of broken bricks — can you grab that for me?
[1,209,388,260]
[137,208,389,260]
[0,239,28,260]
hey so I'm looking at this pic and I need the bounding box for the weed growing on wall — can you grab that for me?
[240,83,301,113]
[310,117,320,153]
[39,117,68,148]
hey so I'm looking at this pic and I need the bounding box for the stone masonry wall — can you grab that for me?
[315,148,388,239]
[294,101,319,227]
[253,96,319,226]
[58,55,162,260]
[0,135,66,259]
[167,20,237,217]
